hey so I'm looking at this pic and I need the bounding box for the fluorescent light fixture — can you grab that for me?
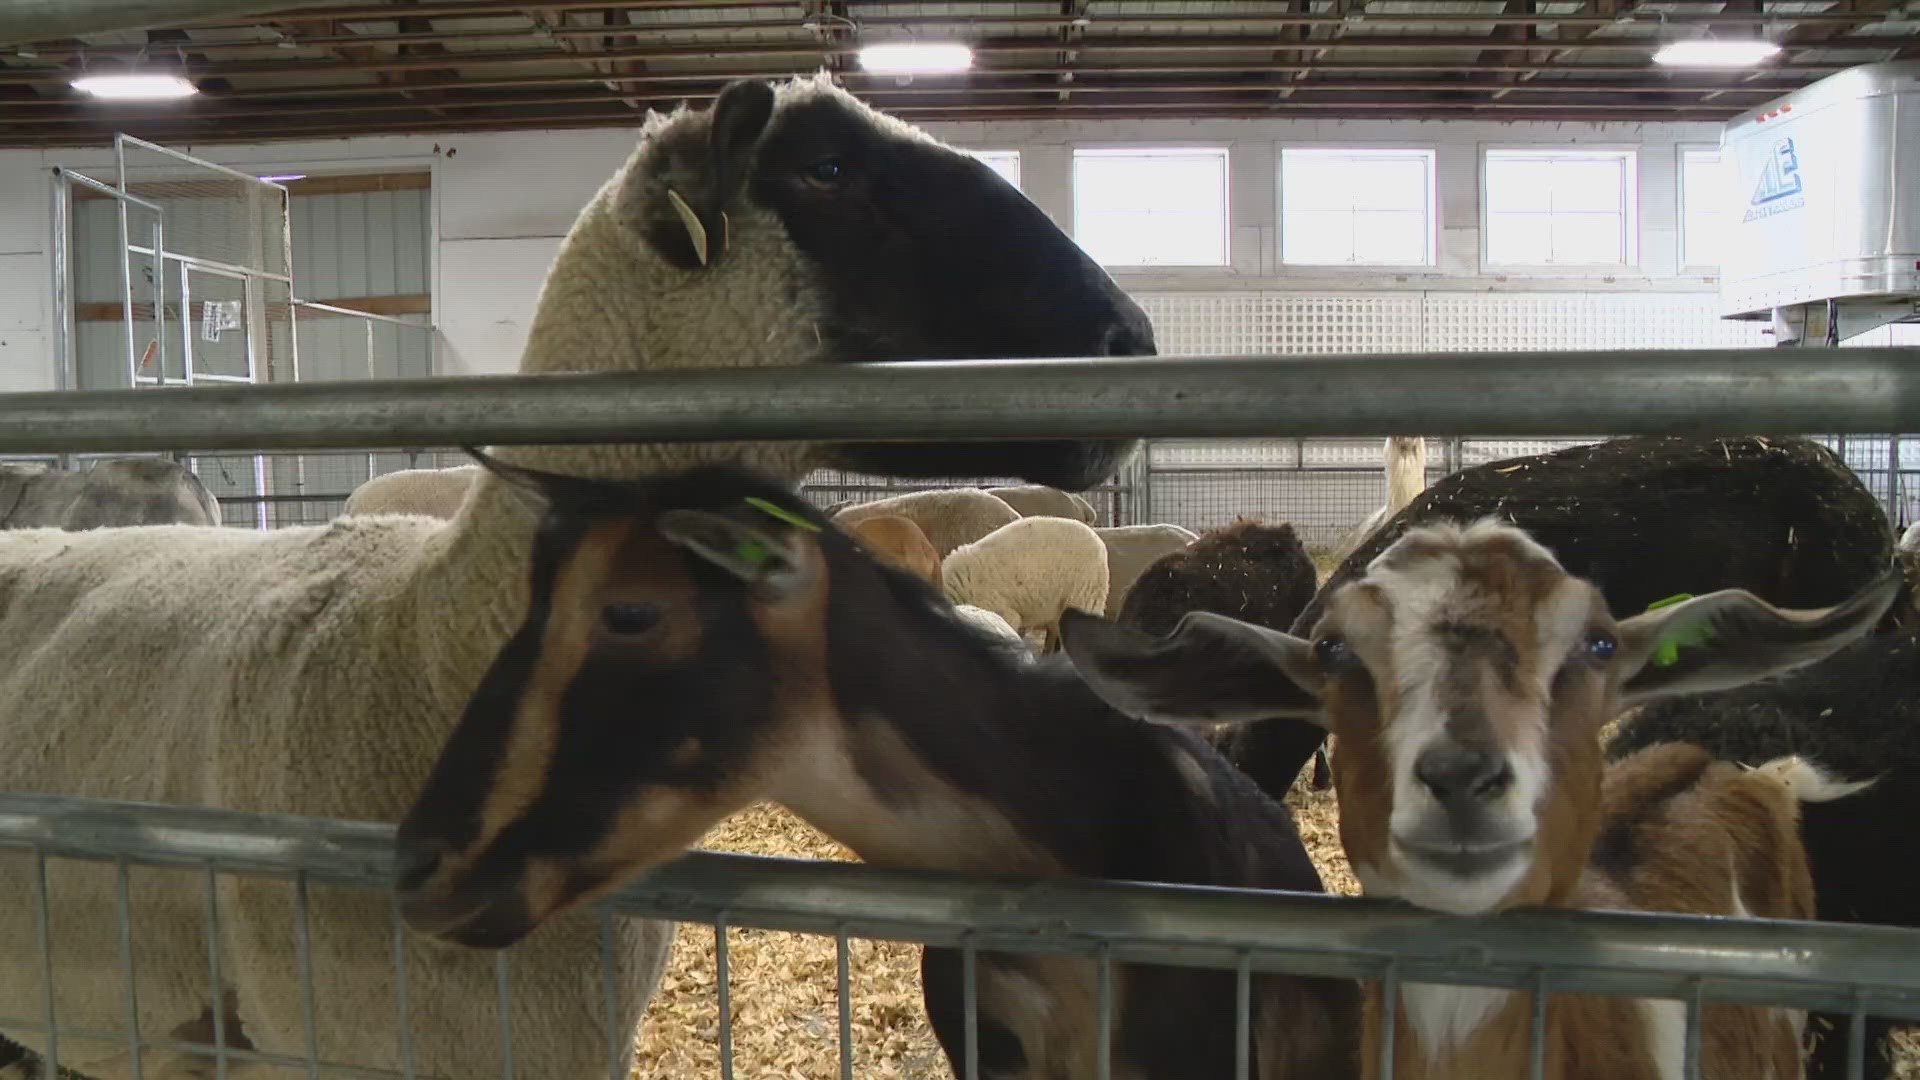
[257,173,306,183]
[857,42,973,75]
[1651,39,1781,67]
[70,73,199,100]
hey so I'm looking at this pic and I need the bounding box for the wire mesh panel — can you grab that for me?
[2,795,1917,1080]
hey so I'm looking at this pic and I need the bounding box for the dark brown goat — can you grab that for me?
[1118,519,1328,796]
[394,454,1360,1080]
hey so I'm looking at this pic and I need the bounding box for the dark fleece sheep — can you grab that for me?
[1115,518,1326,796]
[1605,629,1920,1080]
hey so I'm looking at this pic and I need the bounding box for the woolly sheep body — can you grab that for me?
[0,73,1153,1080]
[342,464,480,519]
[832,488,1019,557]
[985,484,1098,524]
[940,516,1109,651]
[1,458,221,530]
[1094,523,1198,618]
[951,602,1024,647]
[847,514,943,589]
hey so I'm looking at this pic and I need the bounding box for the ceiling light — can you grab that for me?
[1651,39,1781,67]
[857,42,973,75]
[70,73,199,100]
[257,173,306,183]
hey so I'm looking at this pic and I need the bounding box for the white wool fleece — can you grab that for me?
[940,516,1109,641]
[343,463,481,519]
[0,73,924,1080]
[833,488,1020,557]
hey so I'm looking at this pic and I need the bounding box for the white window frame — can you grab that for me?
[1480,146,1640,270]
[1677,142,1730,273]
[1070,144,1232,269]
[1278,145,1438,268]
[962,148,1023,191]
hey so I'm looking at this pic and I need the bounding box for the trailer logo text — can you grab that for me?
[1744,137,1805,222]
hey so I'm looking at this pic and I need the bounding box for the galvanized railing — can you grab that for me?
[3,350,1920,1080]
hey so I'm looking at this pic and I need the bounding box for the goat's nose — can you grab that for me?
[1414,743,1514,808]
[393,836,446,894]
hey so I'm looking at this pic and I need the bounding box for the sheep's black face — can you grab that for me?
[393,458,838,949]
[635,78,1150,493]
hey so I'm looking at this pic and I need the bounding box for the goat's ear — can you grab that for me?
[1058,609,1326,728]
[1615,569,1901,704]
[635,80,775,270]
[658,506,816,602]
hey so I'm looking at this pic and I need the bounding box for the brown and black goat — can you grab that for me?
[1060,518,1899,1080]
[391,451,1359,1080]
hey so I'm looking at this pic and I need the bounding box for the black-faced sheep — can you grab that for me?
[1604,628,1920,1080]
[1115,518,1323,798]
[1,458,220,530]
[0,74,1156,1080]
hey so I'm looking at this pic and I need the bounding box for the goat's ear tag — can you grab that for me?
[1643,592,1707,667]
[744,496,820,533]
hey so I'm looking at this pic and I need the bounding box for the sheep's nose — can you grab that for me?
[393,836,446,894]
[1414,743,1514,810]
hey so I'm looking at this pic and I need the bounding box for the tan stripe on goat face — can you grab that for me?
[395,509,841,949]
[1320,521,1618,915]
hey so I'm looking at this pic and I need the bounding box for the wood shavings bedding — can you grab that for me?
[629,700,1912,1078]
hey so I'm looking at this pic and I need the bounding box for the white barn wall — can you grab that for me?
[0,111,1787,396]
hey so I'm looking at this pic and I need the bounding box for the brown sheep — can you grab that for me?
[1116,518,1326,797]
[847,514,943,590]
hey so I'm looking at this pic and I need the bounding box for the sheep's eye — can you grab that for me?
[602,603,663,636]
[803,157,845,185]
[1314,636,1356,671]
[1585,632,1617,661]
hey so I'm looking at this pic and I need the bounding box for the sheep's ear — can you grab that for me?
[1616,569,1902,704]
[643,80,775,270]
[1058,609,1327,728]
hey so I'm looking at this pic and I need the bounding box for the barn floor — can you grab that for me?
[630,771,1916,1079]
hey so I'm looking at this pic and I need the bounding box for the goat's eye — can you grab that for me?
[602,603,663,636]
[1585,632,1617,661]
[1314,636,1355,670]
[803,157,845,185]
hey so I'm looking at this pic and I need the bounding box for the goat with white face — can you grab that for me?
[1059,519,1900,1080]
[392,452,1360,1080]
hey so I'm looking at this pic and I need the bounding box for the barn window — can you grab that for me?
[1280,148,1436,266]
[963,149,1023,191]
[1072,146,1230,267]
[1681,148,1733,270]
[1483,148,1638,267]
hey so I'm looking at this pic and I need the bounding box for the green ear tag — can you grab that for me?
[1644,592,1696,668]
[744,496,821,533]
[734,538,771,567]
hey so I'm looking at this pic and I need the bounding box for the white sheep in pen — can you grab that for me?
[0,72,1154,1080]
[941,516,1110,653]
[341,463,480,519]
[829,487,1020,557]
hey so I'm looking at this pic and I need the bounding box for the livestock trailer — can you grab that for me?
[1719,61,1920,345]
